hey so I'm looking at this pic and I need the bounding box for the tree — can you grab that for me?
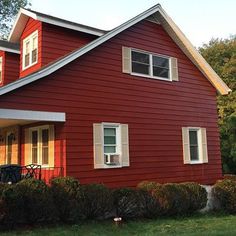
[0,0,31,40]
[199,36,236,173]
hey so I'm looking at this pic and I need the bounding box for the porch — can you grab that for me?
[0,108,66,183]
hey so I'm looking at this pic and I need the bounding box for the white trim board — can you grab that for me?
[0,108,66,122]
[2,4,231,95]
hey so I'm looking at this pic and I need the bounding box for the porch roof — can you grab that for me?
[0,108,66,127]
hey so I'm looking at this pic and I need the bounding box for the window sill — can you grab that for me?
[189,161,205,165]
[130,72,172,82]
[22,60,38,71]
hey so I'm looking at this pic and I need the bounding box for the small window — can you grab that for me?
[182,127,208,164]
[189,129,199,162]
[131,49,170,80]
[93,123,130,169]
[0,57,2,83]
[103,125,120,166]
[23,30,38,70]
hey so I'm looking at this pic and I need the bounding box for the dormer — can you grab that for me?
[0,40,20,86]
[8,8,106,78]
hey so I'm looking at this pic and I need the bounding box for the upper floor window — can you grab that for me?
[131,50,170,80]
[0,57,2,83]
[122,47,179,81]
[23,30,38,70]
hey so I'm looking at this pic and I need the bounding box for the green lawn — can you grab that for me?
[2,214,236,236]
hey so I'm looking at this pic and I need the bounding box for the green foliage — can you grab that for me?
[180,182,207,213]
[199,36,236,173]
[50,177,80,223]
[113,188,141,219]
[0,0,31,39]
[77,184,113,220]
[213,179,236,213]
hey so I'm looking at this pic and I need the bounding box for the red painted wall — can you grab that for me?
[20,18,42,78]
[0,19,222,187]
[0,51,19,86]
[19,18,97,78]
[41,23,97,66]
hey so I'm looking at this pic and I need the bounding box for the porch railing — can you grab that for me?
[0,164,64,184]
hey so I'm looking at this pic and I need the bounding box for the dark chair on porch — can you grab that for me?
[0,164,22,184]
[22,164,42,180]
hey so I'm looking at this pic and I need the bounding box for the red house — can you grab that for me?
[0,5,230,187]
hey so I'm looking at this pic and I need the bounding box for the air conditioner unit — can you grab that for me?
[105,154,120,165]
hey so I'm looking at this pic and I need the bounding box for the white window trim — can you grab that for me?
[130,48,172,82]
[188,127,203,164]
[102,122,122,168]
[0,56,3,84]
[22,30,38,70]
[29,125,50,168]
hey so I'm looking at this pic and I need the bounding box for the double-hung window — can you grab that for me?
[93,123,130,168]
[122,47,178,81]
[27,125,54,167]
[182,127,208,164]
[23,30,38,70]
[0,57,2,83]
[103,125,120,165]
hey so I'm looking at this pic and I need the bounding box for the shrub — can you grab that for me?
[180,182,207,212]
[113,188,142,219]
[77,184,113,220]
[137,181,160,192]
[152,183,190,216]
[3,179,57,225]
[212,179,236,213]
[50,176,80,223]
[224,174,236,181]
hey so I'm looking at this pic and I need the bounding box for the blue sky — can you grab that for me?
[30,0,236,47]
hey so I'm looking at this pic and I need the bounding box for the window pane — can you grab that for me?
[25,54,30,67]
[32,148,38,164]
[153,56,169,68]
[104,128,116,136]
[32,131,38,147]
[104,146,116,153]
[42,147,49,165]
[190,146,199,161]
[153,67,169,78]
[32,36,37,49]
[132,62,150,75]
[42,129,49,146]
[104,136,116,144]
[25,41,30,54]
[32,49,37,63]
[189,131,198,145]
[132,51,149,64]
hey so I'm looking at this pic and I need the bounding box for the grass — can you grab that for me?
[1,214,236,236]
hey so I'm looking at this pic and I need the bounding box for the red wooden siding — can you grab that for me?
[0,51,5,86]
[4,52,20,85]
[19,19,97,78]
[20,18,42,78]
[0,19,222,187]
[41,23,97,66]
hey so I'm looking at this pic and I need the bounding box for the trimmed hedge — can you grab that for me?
[77,184,113,220]
[137,181,207,216]
[0,177,209,228]
[50,176,80,223]
[213,179,236,213]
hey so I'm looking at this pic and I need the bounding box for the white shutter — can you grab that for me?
[121,124,130,167]
[24,128,31,165]
[170,57,179,81]
[122,47,131,74]
[201,128,208,163]
[182,127,190,164]
[93,123,105,169]
[48,125,55,167]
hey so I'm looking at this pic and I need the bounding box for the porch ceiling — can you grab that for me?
[0,108,66,128]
